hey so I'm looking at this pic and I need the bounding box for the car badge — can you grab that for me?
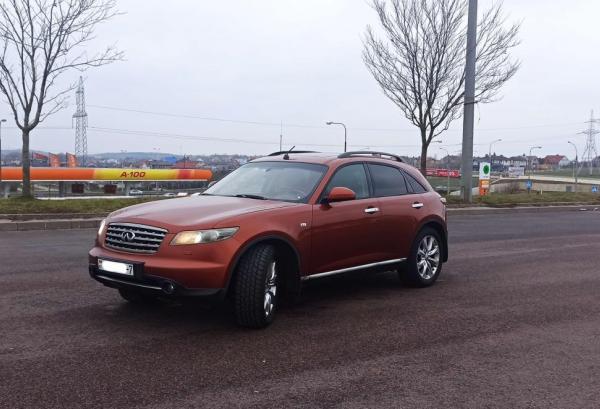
[122,231,136,241]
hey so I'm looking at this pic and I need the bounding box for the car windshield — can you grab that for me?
[204,161,328,203]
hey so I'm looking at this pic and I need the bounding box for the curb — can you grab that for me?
[1,205,598,231]
[448,204,600,216]
[0,212,108,221]
[0,218,103,232]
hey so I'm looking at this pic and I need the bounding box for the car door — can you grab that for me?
[310,163,383,274]
[366,163,420,260]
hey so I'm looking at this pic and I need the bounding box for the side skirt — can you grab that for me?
[301,258,406,282]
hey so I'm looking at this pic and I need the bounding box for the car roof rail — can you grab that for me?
[268,150,318,156]
[338,151,404,162]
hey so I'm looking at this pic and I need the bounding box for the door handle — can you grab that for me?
[364,207,380,214]
[412,202,424,209]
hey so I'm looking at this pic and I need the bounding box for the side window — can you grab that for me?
[403,171,427,194]
[323,164,369,200]
[368,164,408,197]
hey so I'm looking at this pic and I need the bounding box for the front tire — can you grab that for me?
[234,244,279,328]
[400,228,443,287]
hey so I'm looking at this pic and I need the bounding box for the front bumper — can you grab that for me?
[88,245,234,298]
[89,265,223,298]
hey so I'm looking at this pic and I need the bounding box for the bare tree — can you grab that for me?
[363,0,520,173]
[0,0,122,197]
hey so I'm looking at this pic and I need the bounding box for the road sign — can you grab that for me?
[593,186,598,193]
[479,162,491,180]
[526,180,533,190]
[478,162,491,196]
[508,166,525,177]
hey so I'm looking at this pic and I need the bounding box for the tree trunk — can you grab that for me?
[21,129,31,198]
[420,140,429,175]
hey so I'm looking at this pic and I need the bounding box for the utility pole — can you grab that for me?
[568,141,578,192]
[460,0,478,203]
[528,146,542,193]
[73,77,88,166]
[0,119,6,195]
[279,120,283,151]
[579,110,599,176]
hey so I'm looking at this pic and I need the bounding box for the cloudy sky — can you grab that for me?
[2,0,599,159]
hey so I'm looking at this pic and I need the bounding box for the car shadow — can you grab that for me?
[88,269,423,334]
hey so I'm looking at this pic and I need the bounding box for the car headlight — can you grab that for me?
[170,227,239,245]
[98,219,107,236]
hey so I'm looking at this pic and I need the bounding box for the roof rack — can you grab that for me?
[338,151,404,162]
[268,150,318,156]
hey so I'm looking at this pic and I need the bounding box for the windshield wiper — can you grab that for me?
[234,194,268,200]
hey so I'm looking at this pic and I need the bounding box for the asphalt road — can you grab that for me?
[2,210,600,408]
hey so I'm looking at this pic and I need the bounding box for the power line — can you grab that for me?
[87,104,582,133]
[87,125,433,149]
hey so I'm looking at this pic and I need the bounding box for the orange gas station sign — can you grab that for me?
[1,167,212,182]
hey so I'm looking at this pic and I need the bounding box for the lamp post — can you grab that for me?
[568,141,578,192]
[439,146,450,197]
[0,119,7,196]
[528,146,542,192]
[488,138,502,170]
[326,121,347,153]
[487,139,502,195]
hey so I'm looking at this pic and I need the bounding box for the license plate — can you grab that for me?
[98,259,134,276]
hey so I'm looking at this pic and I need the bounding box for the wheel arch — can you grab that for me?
[417,218,448,263]
[225,234,303,298]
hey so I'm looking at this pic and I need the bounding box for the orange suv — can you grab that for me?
[89,151,448,327]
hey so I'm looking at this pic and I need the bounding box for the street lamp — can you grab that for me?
[528,145,542,192]
[326,121,347,153]
[488,138,502,170]
[568,141,578,192]
[439,146,450,197]
[0,119,7,197]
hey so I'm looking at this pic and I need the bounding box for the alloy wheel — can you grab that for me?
[416,235,440,280]
[264,261,277,317]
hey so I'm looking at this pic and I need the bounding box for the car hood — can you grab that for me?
[109,195,298,231]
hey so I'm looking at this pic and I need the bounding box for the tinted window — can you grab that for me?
[368,164,408,197]
[403,171,427,193]
[323,164,369,199]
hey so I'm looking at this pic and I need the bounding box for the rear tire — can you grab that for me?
[399,227,443,287]
[234,244,279,328]
[118,288,159,304]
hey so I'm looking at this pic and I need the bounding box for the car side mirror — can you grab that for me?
[325,187,356,203]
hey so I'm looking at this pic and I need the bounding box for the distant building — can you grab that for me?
[174,158,202,169]
[541,154,570,170]
[148,160,173,169]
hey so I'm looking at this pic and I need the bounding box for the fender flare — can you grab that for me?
[416,216,449,263]
[224,233,303,295]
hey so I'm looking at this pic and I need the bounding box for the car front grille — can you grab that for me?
[105,223,168,254]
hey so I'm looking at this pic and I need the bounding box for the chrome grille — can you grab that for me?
[105,223,168,254]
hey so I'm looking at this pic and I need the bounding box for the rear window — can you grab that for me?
[368,164,408,197]
[403,171,427,194]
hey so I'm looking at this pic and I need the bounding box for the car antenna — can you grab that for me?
[283,146,296,160]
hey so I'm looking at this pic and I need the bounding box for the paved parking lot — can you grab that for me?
[2,209,600,408]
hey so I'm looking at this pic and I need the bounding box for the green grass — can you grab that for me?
[446,192,600,207]
[0,197,163,215]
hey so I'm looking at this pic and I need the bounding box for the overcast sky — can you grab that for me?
[2,0,600,159]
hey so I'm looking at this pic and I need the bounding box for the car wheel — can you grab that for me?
[118,288,159,304]
[400,227,443,287]
[234,244,279,328]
